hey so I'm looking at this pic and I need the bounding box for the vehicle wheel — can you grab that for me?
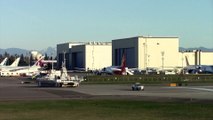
[58,83,62,87]
[132,87,135,91]
[56,83,60,87]
[38,81,41,87]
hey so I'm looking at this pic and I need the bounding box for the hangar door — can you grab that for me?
[115,48,135,68]
[72,52,84,69]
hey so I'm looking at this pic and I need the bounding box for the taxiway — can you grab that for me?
[0,77,213,103]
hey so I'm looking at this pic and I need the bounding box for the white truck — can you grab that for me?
[132,82,144,91]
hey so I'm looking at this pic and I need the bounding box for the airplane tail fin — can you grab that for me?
[120,52,126,75]
[0,57,8,66]
[185,56,190,66]
[33,56,45,67]
[10,57,20,67]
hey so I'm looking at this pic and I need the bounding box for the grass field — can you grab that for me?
[0,100,212,120]
[84,74,213,84]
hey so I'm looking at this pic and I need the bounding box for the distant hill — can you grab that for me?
[0,47,212,57]
[40,47,56,57]
[0,47,56,57]
[179,47,213,52]
[0,48,29,55]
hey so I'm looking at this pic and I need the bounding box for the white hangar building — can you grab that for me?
[57,36,212,71]
[112,36,213,70]
[57,42,112,70]
[71,42,112,70]
[177,50,213,67]
[112,36,180,70]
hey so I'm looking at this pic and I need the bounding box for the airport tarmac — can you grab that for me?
[0,77,213,103]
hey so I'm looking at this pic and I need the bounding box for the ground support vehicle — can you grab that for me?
[37,65,82,87]
[132,82,144,91]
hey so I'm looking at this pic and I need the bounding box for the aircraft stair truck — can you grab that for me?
[37,65,82,87]
[55,66,80,87]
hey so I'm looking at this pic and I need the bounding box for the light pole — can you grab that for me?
[51,53,54,70]
[181,51,184,74]
[143,37,148,74]
[161,51,165,70]
[143,43,146,70]
[63,51,66,68]
[147,55,150,68]
[92,42,95,70]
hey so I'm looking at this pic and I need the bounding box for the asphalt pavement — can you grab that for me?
[0,77,213,103]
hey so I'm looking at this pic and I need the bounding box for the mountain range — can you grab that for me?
[0,47,56,57]
[0,47,212,57]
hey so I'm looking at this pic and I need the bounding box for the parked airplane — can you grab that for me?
[98,53,133,75]
[184,56,213,74]
[0,56,44,77]
[0,57,8,66]
[0,57,21,70]
[10,57,21,67]
[184,65,213,74]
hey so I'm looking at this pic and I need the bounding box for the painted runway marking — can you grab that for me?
[165,86,213,92]
[185,87,213,92]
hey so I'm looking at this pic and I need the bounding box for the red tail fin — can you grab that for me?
[34,56,45,67]
[121,52,126,75]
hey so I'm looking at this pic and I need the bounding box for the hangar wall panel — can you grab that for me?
[85,45,112,70]
[113,36,179,70]
[201,52,213,65]
[138,37,179,69]
[177,52,213,67]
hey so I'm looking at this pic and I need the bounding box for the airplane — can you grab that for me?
[0,57,8,66]
[183,56,213,74]
[0,57,21,70]
[0,56,44,77]
[0,57,20,67]
[10,57,21,67]
[184,65,213,74]
[98,52,134,75]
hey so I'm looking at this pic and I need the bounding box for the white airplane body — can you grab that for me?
[99,53,134,75]
[0,56,44,77]
[102,66,134,75]
[1,66,41,77]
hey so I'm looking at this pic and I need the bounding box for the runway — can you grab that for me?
[0,77,213,102]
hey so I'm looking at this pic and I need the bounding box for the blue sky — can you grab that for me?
[0,0,212,50]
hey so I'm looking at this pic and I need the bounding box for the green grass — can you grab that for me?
[0,100,212,120]
[83,74,213,84]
